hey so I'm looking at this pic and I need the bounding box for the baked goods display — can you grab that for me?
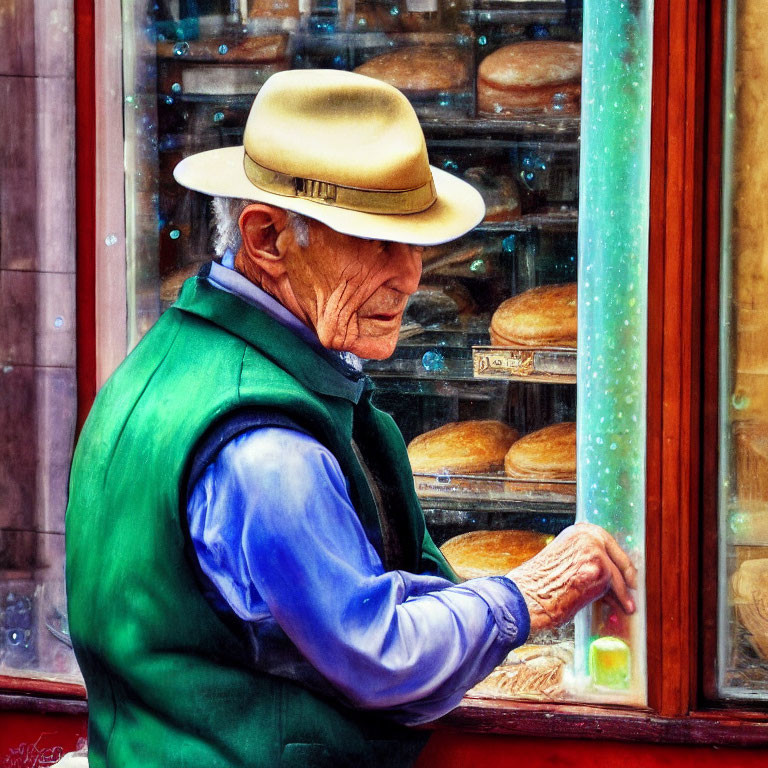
[407,420,520,474]
[440,529,552,579]
[404,282,477,327]
[490,283,578,348]
[504,421,576,484]
[734,421,768,504]
[469,643,573,700]
[732,559,768,660]
[354,46,470,95]
[463,167,521,222]
[477,41,582,116]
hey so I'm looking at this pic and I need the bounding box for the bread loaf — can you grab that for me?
[407,420,519,474]
[440,529,552,579]
[354,46,469,94]
[490,283,577,348]
[504,422,576,482]
[477,41,582,116]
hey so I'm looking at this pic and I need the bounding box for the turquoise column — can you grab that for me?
[574,0,653,703]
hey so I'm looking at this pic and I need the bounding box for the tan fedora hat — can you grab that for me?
[173,69,485,246]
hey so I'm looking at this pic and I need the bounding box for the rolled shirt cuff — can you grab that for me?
[459,576,531,648]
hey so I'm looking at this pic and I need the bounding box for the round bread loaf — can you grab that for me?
[407,419,519,474]
[490,283,577,348]
[477,41,582,116]
[354,46,469,94]
[479,41,582,89]
[504,422,576,481]
[440,529,552,579]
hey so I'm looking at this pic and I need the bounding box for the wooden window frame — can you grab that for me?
[8,0,768,744]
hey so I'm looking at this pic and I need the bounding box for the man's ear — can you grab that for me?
[239,204,289,264]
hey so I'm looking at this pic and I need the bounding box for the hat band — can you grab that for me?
[243,153,436,215]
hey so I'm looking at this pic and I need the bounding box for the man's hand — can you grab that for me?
[507,522,637,634]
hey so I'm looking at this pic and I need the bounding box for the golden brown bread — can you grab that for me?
[479,41,582,88]
[440,529,552,579]
[490,283,577,348]
[469,643,573,700]
[407,420,519,474]
[504,422,576,481]
[478,80,580,116]
[354,46,470,94]
[477,41,582,116]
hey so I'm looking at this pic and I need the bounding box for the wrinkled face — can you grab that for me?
[281,219,423,359]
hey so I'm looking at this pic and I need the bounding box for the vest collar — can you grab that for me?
[173,268,368,404]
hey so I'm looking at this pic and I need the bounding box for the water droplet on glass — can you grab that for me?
[54,316,64,328]
[730,512,749,534]
[442,159,459,172]
[469,259,486,274]
[501,234,516,253]
[478,35,487,45]
[171,82,182,93]
[422,350,445,372]
[164,95,174,105]
[170,229,181,240]
[104,234,118,246]
[389,5,399,14]
[173,42,189,57]
[731,392,750,410]
[218,44,228,54]
[552,92,566,111]
[213,111,225,123]
[125,95,135,104]
[609,442,618,451]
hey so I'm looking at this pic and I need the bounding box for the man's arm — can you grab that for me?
[187,427,529,725]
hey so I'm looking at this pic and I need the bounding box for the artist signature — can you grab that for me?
[2,735,65,768]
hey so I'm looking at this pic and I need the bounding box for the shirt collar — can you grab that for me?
[208,254,364,378]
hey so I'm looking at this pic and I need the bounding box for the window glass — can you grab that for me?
[0,0,81,683]
[718,0,768,699]
[116,0,651,704]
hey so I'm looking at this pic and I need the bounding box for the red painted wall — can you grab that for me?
[417,732,768,768]
[0,712,86,767]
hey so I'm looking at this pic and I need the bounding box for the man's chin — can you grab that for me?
[344,334,399,361]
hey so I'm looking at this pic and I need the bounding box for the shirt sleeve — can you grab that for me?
[187,427,530,725]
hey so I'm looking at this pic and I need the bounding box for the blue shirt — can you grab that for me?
[186,259,531,725]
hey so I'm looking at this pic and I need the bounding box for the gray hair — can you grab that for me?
[210,196,310,257]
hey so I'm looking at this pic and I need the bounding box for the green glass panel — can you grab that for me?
[575,0,652,704]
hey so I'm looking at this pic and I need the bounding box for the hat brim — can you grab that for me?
[173,146,485,246]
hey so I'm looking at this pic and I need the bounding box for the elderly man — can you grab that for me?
[66,70,635,768]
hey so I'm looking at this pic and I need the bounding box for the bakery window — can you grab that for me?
[98,0,652,707]
[716,0,768,700]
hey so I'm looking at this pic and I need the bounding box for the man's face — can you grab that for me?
[280,218,423,360]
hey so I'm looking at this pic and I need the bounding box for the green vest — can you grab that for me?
[66,273,457,768]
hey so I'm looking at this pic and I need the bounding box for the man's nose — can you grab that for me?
[387,243,422,294]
